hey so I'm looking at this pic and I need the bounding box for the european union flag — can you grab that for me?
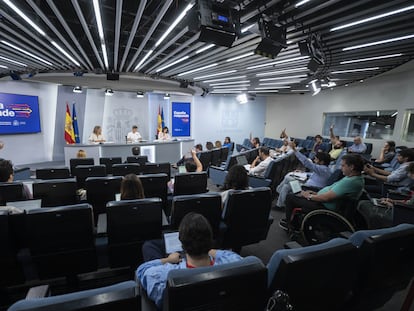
[161,107,165,128]
[72,103,80,143]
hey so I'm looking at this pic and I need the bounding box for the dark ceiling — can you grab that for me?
[0,0,413,96]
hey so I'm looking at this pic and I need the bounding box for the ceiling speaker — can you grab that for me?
[197,0,238,47]
[107,73,119,81]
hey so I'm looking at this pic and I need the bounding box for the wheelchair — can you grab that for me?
[290,198,368,245]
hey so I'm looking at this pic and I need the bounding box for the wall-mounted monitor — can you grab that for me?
[0,92,41,134]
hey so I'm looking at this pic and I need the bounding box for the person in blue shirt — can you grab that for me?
[280,154,365,231]
[136,213,242,309]
[223,136,232,149]
[348,136,367,154]
[276,141,332,208]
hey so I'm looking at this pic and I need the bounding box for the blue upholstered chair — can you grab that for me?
[163,256,267,311]
[267,238,359,311]
[349,224,414,310]
[170,193,222,238]
[221,187,272,251]
[7,281,138,311]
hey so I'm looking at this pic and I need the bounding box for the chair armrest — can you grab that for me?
[284,241,302,249]
[248,176,271,188]
[96,213,107,235]
[26,285,50,299]
[339,231,352,239]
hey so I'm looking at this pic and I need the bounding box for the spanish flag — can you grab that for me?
[65,103,75,144]
[157,105,162,134]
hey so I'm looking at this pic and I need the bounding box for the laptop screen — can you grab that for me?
[6,199,42,211]
[236,155,248,166]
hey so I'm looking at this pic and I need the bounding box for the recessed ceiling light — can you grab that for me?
[164,93,170,99]
[105,88,114,96]
[331,67,380,74]
[73,86,82,93]
[340,53,402,64]
[343,34,414,51]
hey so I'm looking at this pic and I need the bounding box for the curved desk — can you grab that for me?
[64,139,194,167]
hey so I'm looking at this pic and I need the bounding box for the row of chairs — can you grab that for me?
[66,156,148,177]
[6,223,414,311]
[209,151,299,199]
[237,136,373,155]
[1,172,209,220]
[196,146,230,172]
[1,188,272,290]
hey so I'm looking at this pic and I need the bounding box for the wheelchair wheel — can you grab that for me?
[301,209,355,245]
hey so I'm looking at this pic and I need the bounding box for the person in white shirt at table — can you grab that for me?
[127,125,142,143]
[88,125,105,143]
[158,126,171,141]
[249,147,273,177]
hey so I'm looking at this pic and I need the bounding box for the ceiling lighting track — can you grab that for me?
[330,67,380,74]
[47,0,94,70]
[209,80,250,86]
[178,63,218,77]
[256,67,308,77]
[146,28,195,73]
[72,0,105,70]
[1,40,53,66]
[194,70,238,80]
[3,0,45,35]
[343,34,414,51]
[0,55,27,67]
[331,5,414,32]
[126,0,173,71]
[340,53,403,64]
[27,1,83,67]
[92,0,108,69]
[113,0,123,70]
[119,0,147,71]
[162,36,261,77]
[0,9,68,69]
[203,75,247,83]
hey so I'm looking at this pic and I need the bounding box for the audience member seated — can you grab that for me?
[374,140,396,164]
[76,149,87,158]
[358,163,414,229]
[249,147,272,177]
[276,142,332,208]
[120,173,145,200]
[364,148,414,194]
[215,140,222,148]
[251,137,261,149]
[169,150,202,193]
[275,138,292,154]
[205,141,214,151]
[348,136,367,154]
[136,212,242,309]
[308,134,328,159]
[0,159,32,201]
[280,154,365,231]
[220,165,250,206]
[175,144,202,167]
[329,124,345,161]
[223,136,232,149]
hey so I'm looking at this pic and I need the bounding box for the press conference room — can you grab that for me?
[1,1,414,310]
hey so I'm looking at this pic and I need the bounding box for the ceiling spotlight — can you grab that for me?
[164,93,170,99]
[236,93,248,104]
[136,91,144,98]
[105,88,114,96]
[310,79,321,96]
[73,86,82,93]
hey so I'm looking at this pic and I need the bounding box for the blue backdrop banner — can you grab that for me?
[171,102,190,137]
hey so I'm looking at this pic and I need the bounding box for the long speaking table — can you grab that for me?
[64,139,195,167]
